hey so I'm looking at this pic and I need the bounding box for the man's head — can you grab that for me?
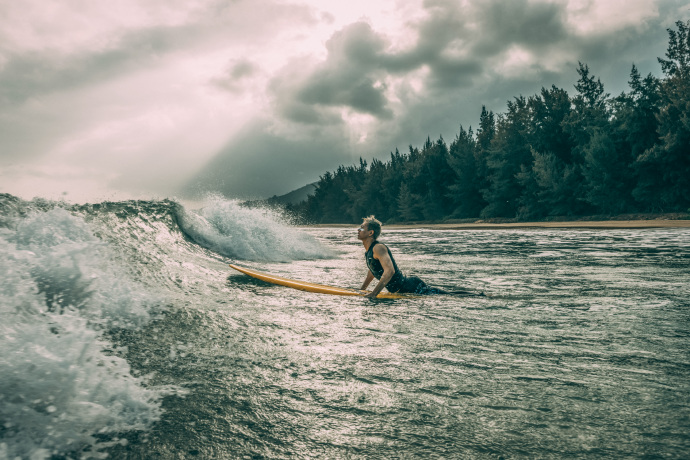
[359,215,382,240]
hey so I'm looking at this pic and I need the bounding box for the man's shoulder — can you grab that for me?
[372,242,389,254]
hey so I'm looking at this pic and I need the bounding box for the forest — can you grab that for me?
[285,21,690,224]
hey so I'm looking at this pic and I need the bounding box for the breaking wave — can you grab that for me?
[0,192,333,458]
[177,195,333,262]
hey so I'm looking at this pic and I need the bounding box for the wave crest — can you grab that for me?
[177,196,333,262]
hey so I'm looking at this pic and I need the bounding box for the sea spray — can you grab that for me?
[177,195,333,262]
[0,314,161,459]
[0,208,169,459]
[9,208,157,327]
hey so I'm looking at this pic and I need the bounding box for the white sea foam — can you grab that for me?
[0,208,166,459]
[177,195,333,262]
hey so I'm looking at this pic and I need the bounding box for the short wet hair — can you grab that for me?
[362,215,382,239]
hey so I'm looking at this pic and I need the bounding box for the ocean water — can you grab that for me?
[1,194,689,459]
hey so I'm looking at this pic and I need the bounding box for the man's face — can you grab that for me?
[357,224,372,240]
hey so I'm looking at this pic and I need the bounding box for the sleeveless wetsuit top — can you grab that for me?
[365,241,405,292]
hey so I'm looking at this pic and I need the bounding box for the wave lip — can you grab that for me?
[177,196,333,262]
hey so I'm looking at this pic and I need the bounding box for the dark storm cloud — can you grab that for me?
[182,120,353,199]
[411,0,570,90]
[269,59,346,125]
[471,0,568,52]
[298,75,392,117]
[269,0,574,123]
[270,22,394,123]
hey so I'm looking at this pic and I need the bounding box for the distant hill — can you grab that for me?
[266,182,317,205]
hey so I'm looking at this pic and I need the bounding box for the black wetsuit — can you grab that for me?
[365,241,446,295]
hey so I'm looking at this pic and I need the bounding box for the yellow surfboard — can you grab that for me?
[229,264,409,299]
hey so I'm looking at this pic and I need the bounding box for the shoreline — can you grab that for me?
[310,219,690,229]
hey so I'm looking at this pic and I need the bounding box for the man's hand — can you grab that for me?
[364,291,379,299]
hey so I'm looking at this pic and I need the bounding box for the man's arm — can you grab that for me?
[365,245,395,299]
[361,270,375,290]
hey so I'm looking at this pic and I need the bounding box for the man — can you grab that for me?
[358,215,448,298]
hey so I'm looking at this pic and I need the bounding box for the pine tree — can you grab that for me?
[634,20,690,210]
[560,63,612,215]
[357,158,387,221]
[581,128,631,213]
[528,85,574,163]
[517,86,576,218]
[474,107,494,213]
[420,136,456,219]
[529,149,582,216]
[381,149,406,221]
[447,126,483,217]
[564,63,610,153]
[605,65,661,212]
[623,65,662,159]
[481,96,531,217]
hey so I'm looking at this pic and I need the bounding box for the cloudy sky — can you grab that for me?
[1,0,688,203]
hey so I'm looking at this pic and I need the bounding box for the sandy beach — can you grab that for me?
[313,219,690,229]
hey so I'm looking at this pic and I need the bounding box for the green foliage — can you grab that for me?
[397,182,422,221]
[528,85,574,162]
[658,20,690,78]
[634,20,690,211]
[581,129,633,213]
[529,150,583,216]
[481,97,531,217]
[447,126,483,218]
[291,20,690,222]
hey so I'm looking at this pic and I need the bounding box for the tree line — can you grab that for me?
[286,21,690,223]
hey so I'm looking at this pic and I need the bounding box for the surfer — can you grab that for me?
[358,215,448,298]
